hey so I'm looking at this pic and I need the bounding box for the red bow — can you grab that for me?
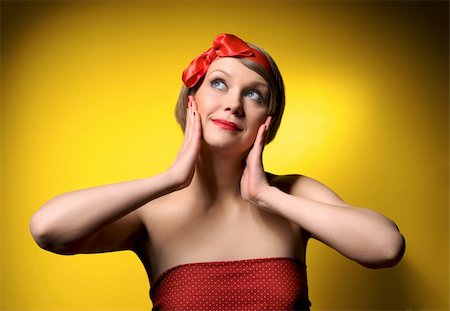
[182,33,272,88]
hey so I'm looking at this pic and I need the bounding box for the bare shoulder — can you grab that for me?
[136,190,195,236]
[267,173,349,207]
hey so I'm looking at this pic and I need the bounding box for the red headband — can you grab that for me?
[182,33,273,88]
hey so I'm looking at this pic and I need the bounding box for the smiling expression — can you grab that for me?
[193,57,270,153]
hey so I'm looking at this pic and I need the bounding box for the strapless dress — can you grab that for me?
[150,257,311,310]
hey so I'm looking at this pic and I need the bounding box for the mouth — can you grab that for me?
[212,119,242,131]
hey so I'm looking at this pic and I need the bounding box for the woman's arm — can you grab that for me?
[30,173,179,254]
[258,176,405,268]
[241,121,405,268]
[30,96,202,255]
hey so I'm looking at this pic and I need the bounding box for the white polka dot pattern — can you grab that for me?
[150,257,310,310]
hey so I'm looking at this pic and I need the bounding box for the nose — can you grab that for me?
[225,91,244,117]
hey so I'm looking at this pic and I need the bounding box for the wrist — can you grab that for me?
[254,186,280,211]
[162,169,188,191]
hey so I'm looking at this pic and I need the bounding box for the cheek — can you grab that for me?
[195,101,210,124]
[246,116,266,138]
[250,109,269,127]
[247,113,268,137]
[194,98,213,129]
[195,94,222,125]
[194,92,211,115]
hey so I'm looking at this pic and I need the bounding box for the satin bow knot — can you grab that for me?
[182,33,272,88]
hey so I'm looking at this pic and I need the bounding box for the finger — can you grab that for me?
[181,97,192,150]
[255,123,268,147]
[190,95,198,113]
[264,115,272,131]
[183,96,201,152]
[261,115,272,146]
[183,96,194,143]
[187,96,198,141]
[191,97,202,143]
[255,115,272,143]
[246,123,266,165]
[250,116,271,158]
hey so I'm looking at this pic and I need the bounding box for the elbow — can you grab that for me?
[383,233,406,267]
[363,232,406,269]
[30,211,56,252]
[29,211,74,255]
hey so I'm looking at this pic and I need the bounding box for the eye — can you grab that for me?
[211,79,227,90]
[245,90,263,103]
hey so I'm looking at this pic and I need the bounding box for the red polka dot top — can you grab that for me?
[150,257,311,310]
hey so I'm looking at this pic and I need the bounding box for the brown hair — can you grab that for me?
[175,43,285,144]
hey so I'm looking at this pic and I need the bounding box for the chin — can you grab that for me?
[202,136,249,155]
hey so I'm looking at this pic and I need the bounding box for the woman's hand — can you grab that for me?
[167,95,202,189]
[240,116,272,207]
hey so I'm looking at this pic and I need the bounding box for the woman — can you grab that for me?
[30,33,405,310]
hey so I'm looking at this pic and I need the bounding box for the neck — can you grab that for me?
[191,143,247,206]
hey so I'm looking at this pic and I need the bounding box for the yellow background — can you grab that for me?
[1,1,448,310]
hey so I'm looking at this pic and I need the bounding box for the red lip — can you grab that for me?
[212,119,242,131]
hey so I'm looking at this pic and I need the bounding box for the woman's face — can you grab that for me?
[194,57,270,154]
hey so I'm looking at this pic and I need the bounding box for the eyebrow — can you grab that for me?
[251,82,270,90]
[206,69,231,78]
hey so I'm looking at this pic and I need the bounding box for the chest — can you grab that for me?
[137,200,304,281]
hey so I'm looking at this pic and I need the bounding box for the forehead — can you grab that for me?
[206,57,268,85]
